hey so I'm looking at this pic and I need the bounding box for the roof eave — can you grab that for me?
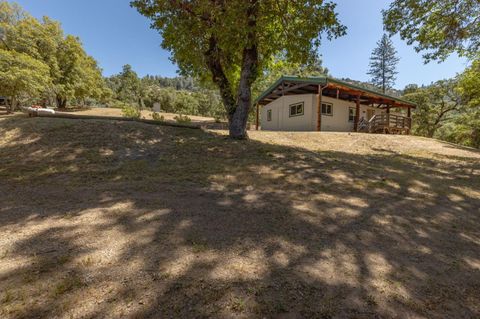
[254,76,417,108]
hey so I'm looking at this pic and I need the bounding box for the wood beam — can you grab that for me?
[354,95,360,132]
[255,103,259,131]
[316,85,324,131]
[386,104,391,129]
[406,106,411,135]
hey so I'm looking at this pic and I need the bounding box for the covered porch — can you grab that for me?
[254,76,416,134]
[362,113,412,134]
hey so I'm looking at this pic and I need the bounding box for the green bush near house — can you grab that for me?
[174,114,191,124]
[121,104,141,118]
[151,112,165,122]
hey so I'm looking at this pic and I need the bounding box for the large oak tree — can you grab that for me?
[383,0,480,62]
[131,0,346,139]
[0,1,108,109]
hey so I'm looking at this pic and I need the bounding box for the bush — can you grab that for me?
[121,104,141,118]
[174,114,192,123]
[151,112,165,122]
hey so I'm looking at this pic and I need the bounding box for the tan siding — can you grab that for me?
[261,94,385,132]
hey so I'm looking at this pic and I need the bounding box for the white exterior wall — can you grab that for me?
[261,94,316,131]
[261,94,383,132]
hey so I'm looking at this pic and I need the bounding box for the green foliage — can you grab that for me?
[383,0,480,62]
[403,79,461,138]
[54,35,108,107]
[121,104,141,119]
[131,0,346,137]
[437,109,480,149]
[442,59,480,148]
[457,59,480,108]
[116,64,143,107]
[339,78,402,96]
[403,63,480,149]
[0,49,51,111]
[106,65,226,119]
[0,1,107,108]
[142,75,196,91]
[151,112,165,122]
[131,0,345,81]
[253,53,329,97]
[174,114,192,124]
[367,34,400,93]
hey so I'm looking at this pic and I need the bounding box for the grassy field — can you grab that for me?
[1,115,479,318]
[57,107,218,125]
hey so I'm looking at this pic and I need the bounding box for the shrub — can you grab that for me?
[174,114,192,123]
[121,104,141,118]
[151,112,165,122]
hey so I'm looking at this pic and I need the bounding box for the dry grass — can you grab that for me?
[59,107,217,124]
[0,115,479,318]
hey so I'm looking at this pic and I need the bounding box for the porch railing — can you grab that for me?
[365,114,411,134]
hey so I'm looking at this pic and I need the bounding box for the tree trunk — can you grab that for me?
[230,43,258,139]
[206,0,258,139]
[205,36,236,124]
[56,96,67,109]
[6,96,17,113]
[426,127,436,138]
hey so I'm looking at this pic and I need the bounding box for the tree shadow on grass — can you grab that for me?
[0,117,479,318]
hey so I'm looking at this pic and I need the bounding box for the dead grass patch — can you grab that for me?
[0,117,479,318]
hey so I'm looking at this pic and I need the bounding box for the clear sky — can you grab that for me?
[12,0,469,89]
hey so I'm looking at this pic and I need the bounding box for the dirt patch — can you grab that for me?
[0,117,479,318]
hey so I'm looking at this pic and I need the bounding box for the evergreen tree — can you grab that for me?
[367,34,400,93]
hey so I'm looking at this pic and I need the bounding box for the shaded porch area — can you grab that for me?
[358,113,412,134]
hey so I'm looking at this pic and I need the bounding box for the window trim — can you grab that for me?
[348,107,356,122]
[267,109,272,121]
[321,102,333,116]
[289,102,304,117]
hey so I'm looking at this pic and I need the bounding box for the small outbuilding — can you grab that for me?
[254,76,416,134]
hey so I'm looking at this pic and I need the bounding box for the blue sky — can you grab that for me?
[13,0,468,89]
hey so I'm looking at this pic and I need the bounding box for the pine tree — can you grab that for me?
[368,34,400,93]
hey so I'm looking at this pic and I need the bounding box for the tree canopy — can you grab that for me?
[383,0,480,62]
[131,0,346,138]
[0,49,50,111]
[458,59,480,108]
[404,79,461,138]
[0,1,107,109]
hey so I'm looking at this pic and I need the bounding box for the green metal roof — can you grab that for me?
[254,75,416,108]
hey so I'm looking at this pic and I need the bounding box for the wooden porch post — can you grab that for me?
[255,103,259,131]
[386,104,391,129]
[316,85,323,131]
[354,95,360,132]
[406,106,411,135]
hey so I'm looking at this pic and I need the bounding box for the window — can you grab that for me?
[267,109,272,121]
[289,102,304,117]
[349,107,355,122]
[321,102,333,116]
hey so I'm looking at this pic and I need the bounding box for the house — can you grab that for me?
[254,76,416,134]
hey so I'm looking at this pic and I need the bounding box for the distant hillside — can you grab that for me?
[339,78,403,97]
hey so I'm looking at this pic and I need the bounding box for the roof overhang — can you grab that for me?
[254,76,416,109]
